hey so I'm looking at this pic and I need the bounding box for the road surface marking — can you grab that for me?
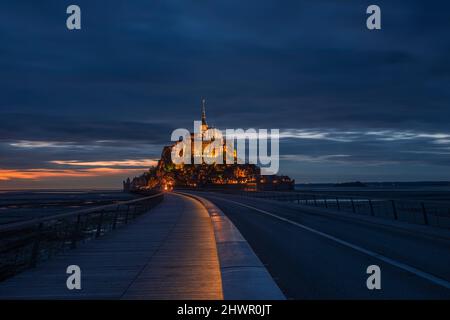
[214,196,450,290]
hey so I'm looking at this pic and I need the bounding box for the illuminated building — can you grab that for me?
[123,99,294,191]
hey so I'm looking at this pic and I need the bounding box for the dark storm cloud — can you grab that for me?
[0,0,449,183]
[0,113,172,143]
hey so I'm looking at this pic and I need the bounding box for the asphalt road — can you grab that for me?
[196,192,450,299]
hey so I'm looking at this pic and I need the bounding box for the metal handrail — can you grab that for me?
[191,188,450,230]
[0,193,162,233]
[0,192,164,281]
[237,190,450,229]
[239,189,450,205]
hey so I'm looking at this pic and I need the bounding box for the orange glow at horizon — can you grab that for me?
[0,168,146,181]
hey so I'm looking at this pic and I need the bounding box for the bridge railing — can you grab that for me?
[210,189,450,230]
[0,192,163,281]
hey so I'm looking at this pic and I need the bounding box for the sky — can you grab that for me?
[0,0,450,189]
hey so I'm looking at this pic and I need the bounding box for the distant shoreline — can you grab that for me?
[2,181,450,193]
[296,181,450,188]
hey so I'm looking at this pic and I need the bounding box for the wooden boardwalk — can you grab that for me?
[0,193,223,299]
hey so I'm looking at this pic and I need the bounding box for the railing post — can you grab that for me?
[132,205,138,218]
[112,205,120,230]
[391,200,398,220]
[324,198,328,208]
[71,214,81,249]
[336,198,340,211]
[96,211,104,238]
[313,195,317,207]
[297,194,300,205]
[30,222,43,268]
[351,198,356,213]
[125,205,130,224]
[421,202,429,225]
[369,200,374,216]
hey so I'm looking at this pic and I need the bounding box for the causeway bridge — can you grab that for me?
[1,190,450,299]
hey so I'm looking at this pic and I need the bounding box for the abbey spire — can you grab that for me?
[201,98,208,131]
[201,98,207,124]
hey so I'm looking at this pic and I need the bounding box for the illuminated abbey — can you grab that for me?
[123,100,294,191]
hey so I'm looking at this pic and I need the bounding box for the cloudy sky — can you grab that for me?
[0,0,449,189]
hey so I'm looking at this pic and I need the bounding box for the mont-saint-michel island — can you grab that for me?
[123,100,294,192]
